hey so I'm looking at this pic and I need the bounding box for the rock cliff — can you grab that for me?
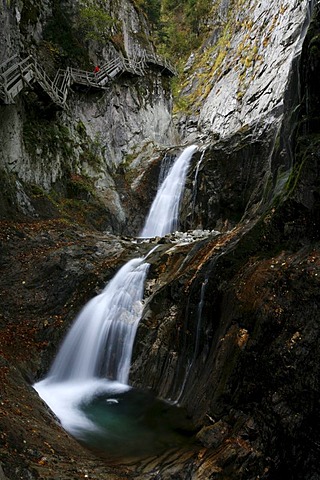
[183,0,312,138]
[177,0,315,232]
[0,0,178,233]
[0,0,320,479]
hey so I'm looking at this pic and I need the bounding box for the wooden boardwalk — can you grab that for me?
[0,52,176,107]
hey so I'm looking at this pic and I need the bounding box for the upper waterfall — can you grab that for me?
[140,145,198,238]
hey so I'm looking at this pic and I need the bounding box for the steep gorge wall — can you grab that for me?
[143,0,319,408]
[130,4,320,478]
[0,1,320,479]
[0,0,178,233]
[176,0,314,232]
[0,0,314,237]
[180,0,311,139]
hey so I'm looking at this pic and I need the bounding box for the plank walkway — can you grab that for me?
[0,52,176,107]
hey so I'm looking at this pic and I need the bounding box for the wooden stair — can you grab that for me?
[0,52,176,107]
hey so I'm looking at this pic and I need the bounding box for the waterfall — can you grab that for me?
[140,144,198,238]
[34,258,150,438]
[46,258,150,385]
[34,144,198,456]
[174,277,208,404]
[191,150,205,224]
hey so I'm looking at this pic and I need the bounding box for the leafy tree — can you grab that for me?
[136,0,161,26]
[43,0,90,68]
[78,6,116,42]
[134,0,212,62]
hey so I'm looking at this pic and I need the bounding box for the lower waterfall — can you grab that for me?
[34,145,197,459]
[45,258,150,384]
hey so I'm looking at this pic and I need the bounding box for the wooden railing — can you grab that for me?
[0,55,67,106]
[0,51,176,107]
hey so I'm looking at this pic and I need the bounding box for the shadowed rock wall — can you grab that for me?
[130,6,320,478]
[0,1,319,480]
[0,0,178,233]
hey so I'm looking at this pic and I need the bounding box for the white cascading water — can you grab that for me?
[34,258,150,436]
[34,144,198,451]
[140,144,198,238]
[46,258,150,384]
[191,150,205,223]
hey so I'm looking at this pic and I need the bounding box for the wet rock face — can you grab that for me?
[130,8,320,478]
[181,0,311,140]
[180,127,277,232]
[0,0,178,233]
[130,218,320,479]
[0,3,320,480]
[220,247,320,479]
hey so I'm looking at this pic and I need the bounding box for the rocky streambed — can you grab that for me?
[1,209,320,479]
[1,2,320,479]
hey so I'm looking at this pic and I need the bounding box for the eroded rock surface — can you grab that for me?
[1,1,320,480]
[180,0,312,139]
[0,0,178,233]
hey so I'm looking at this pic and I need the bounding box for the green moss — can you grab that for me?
[43,1,90,68]
[22,175,108,230]
[23,120,74,159]
[177,25,230,110]
[77,5,116,43]
[29,184,46,197]
[66,174,95,200]
[55,195,109,231]
[122,152,138,170]
[286,134,320,196]
[171,2,237,113]
[20,0,41,33]
[309,41,320,62]
[120,141,157,184]
[76,121,86,136]
[79,132,105,170]
[0,168,20,218]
